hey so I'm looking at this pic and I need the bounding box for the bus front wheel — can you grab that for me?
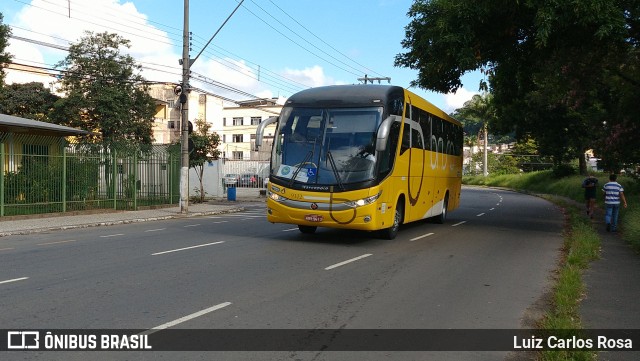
[380,200,404,240]
[298,225,317,234]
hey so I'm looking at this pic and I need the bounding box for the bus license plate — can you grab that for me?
[304,214,323,222]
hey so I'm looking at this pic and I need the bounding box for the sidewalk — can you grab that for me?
[0,195,264,237]
[579,208,640,360]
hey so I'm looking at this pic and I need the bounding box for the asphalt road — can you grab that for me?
[1,186,564,360]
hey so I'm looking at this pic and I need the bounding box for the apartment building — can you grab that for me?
[148,84,281,160]
[221,98,280,161]
[148,83,225,144]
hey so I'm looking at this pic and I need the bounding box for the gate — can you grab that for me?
[220,160,270,189]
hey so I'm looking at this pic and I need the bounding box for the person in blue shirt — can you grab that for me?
[602,174,628,232]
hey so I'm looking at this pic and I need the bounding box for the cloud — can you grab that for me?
[282,65,332,88]
[6,0,178,84]
[443,87,478,112]
[4,0,330,102]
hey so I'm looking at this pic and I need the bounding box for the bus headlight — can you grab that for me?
[345,192,381,208]
[268,190,288,202]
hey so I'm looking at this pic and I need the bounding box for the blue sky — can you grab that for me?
[2,0,480,112]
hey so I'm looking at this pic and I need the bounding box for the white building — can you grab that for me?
[148,85,281,160]
[148,84,226,145]
[220,98,281,161]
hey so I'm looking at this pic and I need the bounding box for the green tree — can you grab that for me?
[0,82,59,120]
[471,151,519,176]
[52,31,155,145]
[456,94,496,176]
[189,118,221,202]
[0,13,12,87]
[395,0,639,174]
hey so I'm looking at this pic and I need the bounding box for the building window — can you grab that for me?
[233,117,243,126]
[251,116,261,125]
[223,117,226,126]
[223,134,227,143]
[168,121,176,129]
[233,134,243,143]
[232,151,243,160]
[168,100,175,108]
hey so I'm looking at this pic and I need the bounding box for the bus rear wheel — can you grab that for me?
[380,200,404,240]
[298,225,317,234]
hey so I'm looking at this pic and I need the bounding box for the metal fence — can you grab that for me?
[1,134,180,217]
[220,159,270,188]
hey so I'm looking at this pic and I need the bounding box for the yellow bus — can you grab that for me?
[256,85,463,239]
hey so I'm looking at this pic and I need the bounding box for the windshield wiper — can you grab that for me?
[289,150,313,187]
[326,151,345,191]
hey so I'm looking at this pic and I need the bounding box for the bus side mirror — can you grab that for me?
[255,116,278,150]
[376,115,398,152]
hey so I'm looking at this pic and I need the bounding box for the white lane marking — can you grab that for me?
[206,216,222,219]
[0,277,29,285]
[489,208,495,211]
[212,221,229,224]
[141,302,232,335]
[0,247,15,251]
[152,241,225,256]
[451,221,467,227]
[38,239,77,246]
[496,203,500,206]
[476,213,485,217]
[410,233,434,241]
[100,234,125,238]
[183,224,201,228]
[145,228,166,232]
[282,228,299,232]
[325,254,372,270]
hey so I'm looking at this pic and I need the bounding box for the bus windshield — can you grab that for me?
[272,106,383,187]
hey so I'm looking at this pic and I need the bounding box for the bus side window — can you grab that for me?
[412,128,424,149]
[400,123,410,155]
[379,122,401,175]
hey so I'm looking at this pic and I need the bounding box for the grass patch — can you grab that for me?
[537,206,599,361]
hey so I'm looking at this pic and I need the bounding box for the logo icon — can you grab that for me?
[310,203,318,210]
[7,331,39,349]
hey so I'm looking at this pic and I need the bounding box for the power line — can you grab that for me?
[264,0,385,78]
[237,2,362,77]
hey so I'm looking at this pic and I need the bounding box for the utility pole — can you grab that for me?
[483,123,488,177]
[179,0,245,213]
[358,75,391,84]
[179,0,190,213]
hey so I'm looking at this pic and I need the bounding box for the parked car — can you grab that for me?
[239,173,260,187]
[224,173,240,187]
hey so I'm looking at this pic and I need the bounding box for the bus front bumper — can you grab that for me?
[266,198,385,231]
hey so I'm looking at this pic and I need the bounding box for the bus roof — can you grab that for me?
[284,84,459,126]
[285,84,405,107]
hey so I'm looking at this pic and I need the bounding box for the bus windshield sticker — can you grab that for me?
[276,164,309,182]
[277,165,293,178]
[306,168,317,177]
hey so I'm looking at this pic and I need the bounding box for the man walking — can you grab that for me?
[582,174,598,218]
[602,174,628,232]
